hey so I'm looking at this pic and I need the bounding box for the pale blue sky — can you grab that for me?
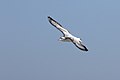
[0,0,120,80]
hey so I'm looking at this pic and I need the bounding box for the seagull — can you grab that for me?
[48,16,88,51]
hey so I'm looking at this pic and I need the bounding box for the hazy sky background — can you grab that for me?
[0,0,120,80]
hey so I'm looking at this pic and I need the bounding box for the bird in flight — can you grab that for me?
[48,16,88,51]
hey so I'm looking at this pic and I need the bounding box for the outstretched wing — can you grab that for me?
[64,37,88,51]
[73,42,88,51]
[48,16,70,36]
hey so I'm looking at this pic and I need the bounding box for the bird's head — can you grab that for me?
[59,37,65,41]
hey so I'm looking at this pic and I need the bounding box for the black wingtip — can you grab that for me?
[48,16,55,23]
[85,48,88,51]
[78,44,88,51]
[83,45,88,51]
[48,16,52,20]
[48,16,50,18]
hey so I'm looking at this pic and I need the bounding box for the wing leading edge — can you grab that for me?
[48,16,70,36]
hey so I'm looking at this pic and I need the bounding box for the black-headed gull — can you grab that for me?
[48,16,88,51]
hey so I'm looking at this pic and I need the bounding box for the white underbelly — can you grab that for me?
[62,39,71,42]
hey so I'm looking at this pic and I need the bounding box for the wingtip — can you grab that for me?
[48,16,52,20]
[48,16,50,18]
[81,48,88,51]
[84,46,88,51]
[81,44,88,51]
[85,48,88,51]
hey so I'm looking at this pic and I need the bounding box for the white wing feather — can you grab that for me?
[48,16,70,36]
